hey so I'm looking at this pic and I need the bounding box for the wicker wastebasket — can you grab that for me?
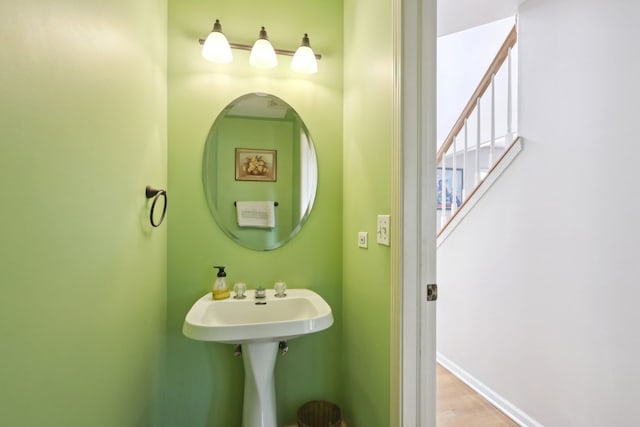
[297,400,342,427]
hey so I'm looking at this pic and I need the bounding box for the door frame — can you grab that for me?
[391,0,437,425]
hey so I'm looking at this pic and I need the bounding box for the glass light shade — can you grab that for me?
[202,31,232,63]
[291,45,318,74]
[250,39,278,68]
[249,28,277,69]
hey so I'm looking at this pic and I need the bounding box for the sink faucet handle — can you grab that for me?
[255,286,266,299]
[274,281,287,297]
[233,282,247,299]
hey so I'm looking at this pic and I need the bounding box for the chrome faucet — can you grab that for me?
[255,286,266,299]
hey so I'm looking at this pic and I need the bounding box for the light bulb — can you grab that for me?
[201,19,232,63]
[249,27,278,69]
[291,34,318,74]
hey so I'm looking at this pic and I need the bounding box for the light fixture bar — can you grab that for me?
[198,38,322,60]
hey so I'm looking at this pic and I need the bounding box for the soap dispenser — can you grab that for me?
[212,266,230,300]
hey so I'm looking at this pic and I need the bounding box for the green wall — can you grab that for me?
[342,0,394,424]
[0,0,398,425]
[0,0,168,426]
[206,116,294,247]
[165,0,344,425]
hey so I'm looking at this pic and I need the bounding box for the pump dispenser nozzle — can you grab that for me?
[212,265,230,300]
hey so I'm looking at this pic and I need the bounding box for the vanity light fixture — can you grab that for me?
[201,19,232,63]
[198,20,322,73]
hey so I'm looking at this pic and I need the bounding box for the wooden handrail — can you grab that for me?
[436,25,517,164]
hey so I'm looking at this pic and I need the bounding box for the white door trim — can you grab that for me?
[397,0,437,425]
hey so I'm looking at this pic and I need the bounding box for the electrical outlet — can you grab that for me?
[377,215,390,246]
[358,231,368,248]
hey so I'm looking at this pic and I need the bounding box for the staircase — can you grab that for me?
[437,24,519,236]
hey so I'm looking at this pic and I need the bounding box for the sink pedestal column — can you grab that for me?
[241,341,279,427]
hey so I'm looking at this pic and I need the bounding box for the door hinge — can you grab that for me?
[426,284,438,301]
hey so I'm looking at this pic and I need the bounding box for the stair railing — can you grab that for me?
[437,24,518,234]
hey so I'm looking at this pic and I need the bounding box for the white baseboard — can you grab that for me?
[436,352,544,427]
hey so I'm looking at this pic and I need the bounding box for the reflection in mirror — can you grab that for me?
[203,93,318,251]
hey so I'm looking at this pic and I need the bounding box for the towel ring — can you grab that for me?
[146,186,167,227]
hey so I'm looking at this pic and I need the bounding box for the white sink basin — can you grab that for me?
[183,288,333,344]
[183,288,333,427]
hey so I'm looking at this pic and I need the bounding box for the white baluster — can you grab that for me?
[475,98,481,186]
[507,46,513,145]
[490,73,495,167]
[440,158,447,229]
[463,119,468,201]
[451,136,458,216]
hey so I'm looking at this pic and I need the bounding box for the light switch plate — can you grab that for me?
[358,231,368,248]
[377,215,390,246]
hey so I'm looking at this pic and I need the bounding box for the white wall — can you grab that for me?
[438,0,524,36]
[437,0,640,425]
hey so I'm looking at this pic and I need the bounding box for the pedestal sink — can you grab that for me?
[183,288,333,427]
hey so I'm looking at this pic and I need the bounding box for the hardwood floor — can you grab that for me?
[437,363,518,427]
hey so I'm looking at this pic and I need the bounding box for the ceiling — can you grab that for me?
[437,0,527,36]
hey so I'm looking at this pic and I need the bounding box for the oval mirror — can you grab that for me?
[203,93,318,251]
